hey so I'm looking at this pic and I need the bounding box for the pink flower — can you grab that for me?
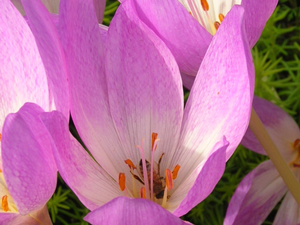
[225,96,300,225]
[120,0,277,89]
[41,0,254,223]
[0,0,69,223]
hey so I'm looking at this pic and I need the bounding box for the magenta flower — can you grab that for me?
[41,0,254,223]
[225,96,300,225]
[122,0,277,89]
[0,0,69,223]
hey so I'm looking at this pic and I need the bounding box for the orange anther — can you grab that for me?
[165,169,173,190]
[151,133,158,151]
[140,187,146,199]
[172,164,181,180]
[124,159,136,170]
[119,173,126,191]
[0,133,2,141]
[214,21,220,30]
[200,0,209,11]
[293,139,300,150]
[219,13,225,22]
[1,195,9,212]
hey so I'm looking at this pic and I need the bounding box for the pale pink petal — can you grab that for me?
[175,5,254,167]
[93,0,106,23]
[241,96,300,159]
[1,103,56,214]
[41,111,122,211]
[22,0,69,119]
[105,0,184,167]
[242,0,278,47]
[224,160,287,225]
[58,0,123,178]
[4,205,52,225]
[84,197,186,225]
[0,0,49,130]
[0,214,17,225]
[274,191,300,225]
[171,139,227,216]
[131,0,212,76]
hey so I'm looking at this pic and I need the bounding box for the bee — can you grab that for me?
[132,153,165,199]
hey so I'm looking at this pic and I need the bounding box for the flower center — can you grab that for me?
[119,133,180,208]
[178,0,241,35]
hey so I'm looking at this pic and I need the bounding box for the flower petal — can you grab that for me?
[84,197,186,225]
[1,103,56,214]
[2,205,52,225]
[224,160,287,225]
[175,5,254,164]
[41,111,122,211]
[0,213,17,225]
[22,0,69,119]
[171,137,227,216]
[0,0,49,130]
[242,0,278,47]
[241,96,300,159]
[105,0,183,166]
[130,0,212,76]
[93,0,106,23]
[58,0,122,178]
[273,191,300,225]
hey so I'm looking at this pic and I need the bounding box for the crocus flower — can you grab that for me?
[120,0,277,89]
[225,96,300,225]
[0,0,69,223]
[41,0,254,223]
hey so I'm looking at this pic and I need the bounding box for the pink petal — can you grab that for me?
[0,0,49,130]
[131,0,212,76]
[93,0,106,23]
[84,197,186,225]
[177,5,254,163]
[105,0,184,165]
[1,103,57,214]
[22,0,69,119]
[241,96,300,158]
[41,111,122,211]
[273,192,300,225]
[0,213,17,225]
[242,0,278,47]
[2,205,52,225]
[172,139,227,216]
[58,0,122,178]
[224,160,287,225]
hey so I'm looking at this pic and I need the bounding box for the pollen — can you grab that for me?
[140,187,146,199]
[1,195,9,212]
[125,159,136,170]
[151,133,158,151]
[165,169,173,190]
[219,13,225,22]
[214,21,220,30]
[119,173,126,191]
[200,0,209,11]
[172,164,181,180]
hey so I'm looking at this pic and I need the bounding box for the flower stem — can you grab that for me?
[249,108,300,206]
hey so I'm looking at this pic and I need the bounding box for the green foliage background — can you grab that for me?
[47,0,300,224]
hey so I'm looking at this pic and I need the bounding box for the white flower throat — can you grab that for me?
[178,0,242,35]
[118,133,180,208]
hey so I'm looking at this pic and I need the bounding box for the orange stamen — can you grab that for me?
[140,187,146,199]
[165,169,173,190]
[1,195,9,212]
[219,13,225,22]
[0,133,2,141]
[200,0,209,11]
[293,139,300,150]
[119,173,126,191]
[172,164,181,180]
[151,133,158,151]
[124,159,136,170]
[214,21,220,30]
